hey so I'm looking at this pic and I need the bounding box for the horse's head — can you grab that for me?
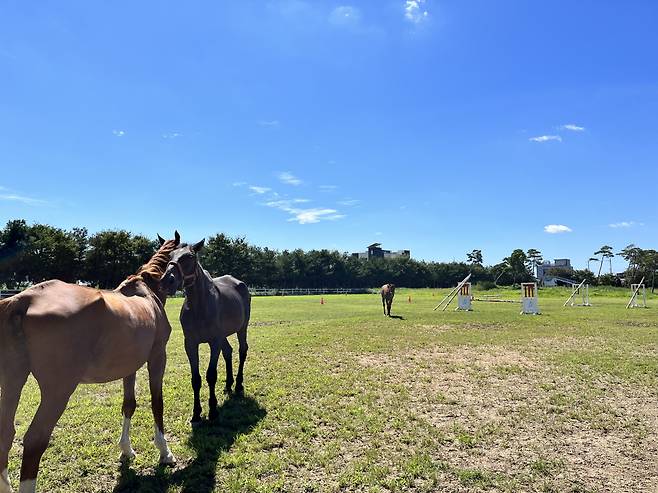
[160,238,205,295]
[124,231,180,303]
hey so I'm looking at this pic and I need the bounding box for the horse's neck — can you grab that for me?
[184,263,214,310]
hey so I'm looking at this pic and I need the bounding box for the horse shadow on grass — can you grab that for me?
[389,315,405,320]
[113,394,266,493]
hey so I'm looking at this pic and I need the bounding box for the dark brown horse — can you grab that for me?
[0,233,181,493]
[381,283,395,316]
[161,239,251,425]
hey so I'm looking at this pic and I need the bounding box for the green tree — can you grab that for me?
[466,249,483,265]
[526,248,543,278]
[85,230,156,288]
[594,245,614,277]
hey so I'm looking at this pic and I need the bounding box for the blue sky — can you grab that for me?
[1,1,657,270]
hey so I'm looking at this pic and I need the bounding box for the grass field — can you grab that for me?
[6,287,658,492]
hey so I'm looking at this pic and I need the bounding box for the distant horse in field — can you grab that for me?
[0,233,181,493]
[161,239,251,425]
[381,283,395,316]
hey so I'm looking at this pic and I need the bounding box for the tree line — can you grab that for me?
[1,219,656,291]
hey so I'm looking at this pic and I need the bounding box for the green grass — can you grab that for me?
[6,287,658,492]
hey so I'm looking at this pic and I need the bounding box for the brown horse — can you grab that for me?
[381,283,395,316]
[160,239,251,425]
[0,233,181,493]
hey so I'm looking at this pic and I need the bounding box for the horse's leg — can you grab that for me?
[388,299,392,316]
[147,346,175,465]
[220,338,234,394]
[19,382,76,493]
[118,373,137,460]
[382,297,386,316]
[206,341,221,421]
[184,338,203,424]
[0,366,29,493]
[235,329,249,396]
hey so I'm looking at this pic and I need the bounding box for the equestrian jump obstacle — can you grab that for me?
[521,282,540,314]
[456,282,472,311]
[433,274,472,311]
[564,280,591,307]
[627,278,647,309]
[436,275,541,314]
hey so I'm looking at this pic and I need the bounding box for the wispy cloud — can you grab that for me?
[0,191,49,206]
[265,199,344,224]
[257,120,280,127]
[249,186,271,195]
[278,171,302,186]
[338,199,360,206]
[529,135,562,143]
[112,129,125,137]
[404,0,428,24]
[319,185,337,192]
[232,181,247,187]
[560,124,586,132]
[162,132,182,139]
[329,6,361,27]
[544,224,572,234]
[609,221,643,229]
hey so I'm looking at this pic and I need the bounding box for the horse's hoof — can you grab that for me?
[159,452,176,466]
[119,449,136,461]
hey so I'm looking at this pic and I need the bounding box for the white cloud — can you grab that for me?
[257,120,280,127]
[265,199,345,224]
[544,224,572,234]
[162,132,182,139]
[560,124,586,132]
[609,221,643,229]
[329,6,361,27]
[338,199,360,206]
[529,135,562,143]
[232,181,247,187]
[404,0,429,24]
[249,186,271,194]
[319,185,337,191]
[112,130,125,137]
[0,192,48,206]
[278,171,302,186]
[292,208,345,224]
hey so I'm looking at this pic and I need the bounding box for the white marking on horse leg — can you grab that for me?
[17,479,35,493]
[153,425,176,465]
[0,468,12,493]
[118,416,136,459]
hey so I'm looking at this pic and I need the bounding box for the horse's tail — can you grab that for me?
[0,294,30,385]
[236,282,251,331]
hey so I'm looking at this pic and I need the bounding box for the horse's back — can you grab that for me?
[214,275,251,332]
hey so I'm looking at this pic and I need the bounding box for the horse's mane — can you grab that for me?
[125,239,179,284]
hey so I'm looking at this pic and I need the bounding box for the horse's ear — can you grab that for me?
[192,239,205,253]
[157,234,166,246]
[174,230,181,245]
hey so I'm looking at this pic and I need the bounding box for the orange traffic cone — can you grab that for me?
[320,297,325,305]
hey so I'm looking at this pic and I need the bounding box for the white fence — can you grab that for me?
[249,287,373,296]
[0,289,21,299]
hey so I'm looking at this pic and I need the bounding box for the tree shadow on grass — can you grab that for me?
[113,394,266,493]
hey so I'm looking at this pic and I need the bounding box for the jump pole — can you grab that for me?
[627,277,646,309]
[434,273,472,311]
[564,279,590,307]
